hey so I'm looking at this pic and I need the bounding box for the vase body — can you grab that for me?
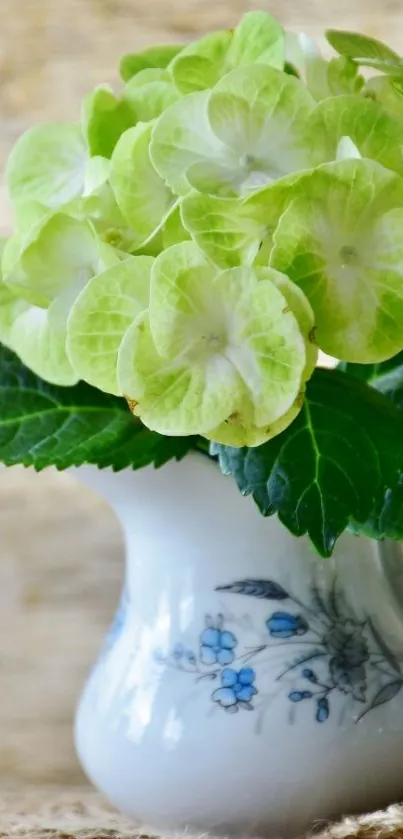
[75,454,403,837]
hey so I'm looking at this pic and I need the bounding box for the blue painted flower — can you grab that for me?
[200,621,237,666]
[316,696,330,723]
[266,611,309,639]
[288,690,313,702]
[212,667,258,709]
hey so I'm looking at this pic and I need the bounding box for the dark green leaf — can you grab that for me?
[326,29,403,75]
[339,353,403,409]
[213,367,403,557]
[0,345,196,471]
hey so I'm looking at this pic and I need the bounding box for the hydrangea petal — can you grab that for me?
[6,124,88,209]
[110,123,177,249]
[270,158,403,362]
[67,256,153,395]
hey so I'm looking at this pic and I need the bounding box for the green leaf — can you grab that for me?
[212,367,403,557]
[364,76,403,120]
[82,85,136,158]
[0,344,196,471]
[326,29,403,75]
[120,44,183,82]
[6,124,88,209]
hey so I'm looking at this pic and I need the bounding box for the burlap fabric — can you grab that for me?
[1,789,403,839]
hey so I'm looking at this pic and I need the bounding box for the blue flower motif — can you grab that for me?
[200,623,237,666]
[266,611,309,639]
[212,667,258,709]
[302,668,318,683]
[288,690,313,702]
[316,696,330,723]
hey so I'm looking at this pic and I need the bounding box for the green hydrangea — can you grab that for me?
[3,11,403,444]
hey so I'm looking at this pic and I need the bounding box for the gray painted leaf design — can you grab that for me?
[215,579,289,600]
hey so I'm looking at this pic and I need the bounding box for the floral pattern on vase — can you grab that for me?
[154,577,403,724]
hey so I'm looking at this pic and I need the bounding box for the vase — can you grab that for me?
[74,453,403,838]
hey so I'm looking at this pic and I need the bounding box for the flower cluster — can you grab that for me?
[3,14,403,446]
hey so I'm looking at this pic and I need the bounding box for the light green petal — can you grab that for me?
[150,90,229,195]
[311,94,403,177]
[212,266,306,426]
[110,123,176,249]
[206,391,303,447]
[82,85,136,158]
[162,205,191,249]
[0,239,29,349]
[171,30,233,94]
[10,304,78,386]
[171,12,284,95]
[120,44,183,82]
[326,57,364,96]
[83,156,111,195]
[5,214,112,307]
[149,242,213,357]
[284,32,330,100]
[124,73,180,122]
[118,312,240,435]
[255,266,318,379]
[270,158,403,362]
[364,76,403,121]
[208,65,326,187]
[67,256,153,395]
[6,124,88,209]
[150,243,306,426]
[226,11,284,71]
[181,192,266,268]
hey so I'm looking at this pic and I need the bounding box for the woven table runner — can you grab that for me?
[1,788,403,839]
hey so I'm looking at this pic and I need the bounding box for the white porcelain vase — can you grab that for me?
[74,454,403,838]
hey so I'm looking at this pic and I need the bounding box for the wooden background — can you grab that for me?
[0,0,403,786]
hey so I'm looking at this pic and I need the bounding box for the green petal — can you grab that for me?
[110,123,176,249]
[82,85,136,158]
[149,242,213,357]
[10,304,78,386]
[364,76,403,121]
[162,205,191,249]
[6,124,88,209]
[226,11,284,71]
[0,239,28,349]
[5,214,114,307]
[150,243,306,425]
[181,192,266,268]
[118,312,240,435]
[150,90,228,195]
[270,158,403,362]
[83,156,111,195]
[326,57,364,96]
[67,256,153,395]
[171,30,233,94]
[312,94,403,177]
[255,266,318,379]
[207,65,326,188]
[124,70,180,122]
[284,32,330,100]
[120,44,183,82]
[171,12,284,95]
[206,392,303,447]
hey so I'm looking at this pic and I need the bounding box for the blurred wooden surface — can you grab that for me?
[0,0,403,785]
